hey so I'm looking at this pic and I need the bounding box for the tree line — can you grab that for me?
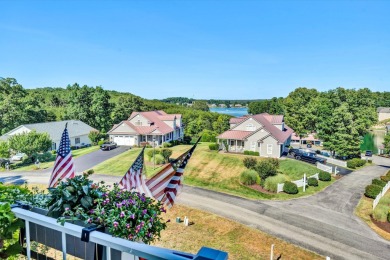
[0,78,230,141]
[249,87,390,157]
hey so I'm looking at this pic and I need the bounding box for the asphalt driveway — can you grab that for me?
[73,145,130,172]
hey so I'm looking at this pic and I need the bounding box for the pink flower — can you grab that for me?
[87,218,92,223]
[126,223,130,229]
[65,207,70,211]
[113,221,118,228]
[120,211,125,218]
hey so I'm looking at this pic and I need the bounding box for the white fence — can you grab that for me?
[373,181,390,210]
[317,162,332,173]
[317,155,347,167]
[277,173,319,193]
[11,206,228,260]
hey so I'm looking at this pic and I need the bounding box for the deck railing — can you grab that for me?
[12,206,228,260]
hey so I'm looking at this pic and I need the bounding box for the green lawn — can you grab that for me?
[92,143,335,200]
[12,146,100,171]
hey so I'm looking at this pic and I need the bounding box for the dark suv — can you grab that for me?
[289,148,327,165]
[100,142,117,151]
[365,150,373,157]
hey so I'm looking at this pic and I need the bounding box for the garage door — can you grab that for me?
[113,136,134,146]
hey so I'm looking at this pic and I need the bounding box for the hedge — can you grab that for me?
[372,179,387,188]
[347,158,366,169]
[308,177,318,187]
[209,143,219,151]
[283,181,298,194]
[388,211,390,223]
[243,151,259,156]
[364,184,382,199]
[240,169,258,185]
[319,172,331,181]
[242,157,257,169]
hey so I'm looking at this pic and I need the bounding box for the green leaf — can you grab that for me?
[82,185,89,195]
[80,196,93,209]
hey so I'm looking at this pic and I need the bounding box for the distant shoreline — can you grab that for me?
[209,107,248,117]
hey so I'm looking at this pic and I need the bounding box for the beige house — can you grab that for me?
[217,113,293,158]
[108,110,184,146]
[377,107,390,122]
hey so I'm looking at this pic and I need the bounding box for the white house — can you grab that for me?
[108,110,184,146]
[0,120,96,150]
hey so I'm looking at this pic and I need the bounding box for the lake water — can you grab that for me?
[209,107,248,117]
[361,130,385,153]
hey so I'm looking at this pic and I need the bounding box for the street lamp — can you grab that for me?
[153,137,156,169]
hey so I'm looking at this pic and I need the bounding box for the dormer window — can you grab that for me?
[135,120,142,126]
[246,124,255,131]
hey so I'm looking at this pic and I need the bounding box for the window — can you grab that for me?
[251,142,256,149]
[51,142,56,151]
[267,144,273,155]
[75,138,80,144]
[135,120,142,126]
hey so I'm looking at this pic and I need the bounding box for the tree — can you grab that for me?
[0,78,48,135]
[248,98,284,115]
[322,104,361,157]
[64,84,94,126]
[284,88,319,142]
[90,87,112,132]
[255,160,277,181]
[212,115,230,134]
[0,140,10,158]
[384,132,390,154]
[111,95,146,123]
[8,130,52,159]
[192,100,209,111]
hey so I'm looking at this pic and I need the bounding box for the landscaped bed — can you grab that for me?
[92,143,337,200]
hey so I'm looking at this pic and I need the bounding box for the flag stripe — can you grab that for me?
[48,125,75,188]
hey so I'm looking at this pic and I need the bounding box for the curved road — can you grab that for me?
[1,155,390,259]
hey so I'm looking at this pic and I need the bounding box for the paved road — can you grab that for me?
[2,155,390,259]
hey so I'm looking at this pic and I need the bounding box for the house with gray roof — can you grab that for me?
[0,120,96,150]
[377,107,390,122]
[217,113,294,158]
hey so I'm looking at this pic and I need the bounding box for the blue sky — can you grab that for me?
[1,1,389,99]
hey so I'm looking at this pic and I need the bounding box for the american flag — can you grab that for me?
[48,123,75,188]
[146,137,200,208]
[119,147,149,193]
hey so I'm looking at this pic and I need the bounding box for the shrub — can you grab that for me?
[364,184,382,199]
[239,169,258,185]
[87,169,94,175]
[372,179,386,188]
[51,150,57,155]
[264,174,289,192]
[319,172,331,181]
[97,140,105,146]
[388,211,390,223]
[160,148,172,161]
[267,158,280,169]
[256,175,261,185]
[255,160,277,180]
[208,143,219,151]
[373,204,389,222]
[147,149,160,160]
[244,151,259,156]
[243,157,257,169]
[162,142,172,148]
[368,160,372,164]
[308,177,318,187]
[283,181,298,194]
[153,154,165,165]
[347,158,366,169]
[380,175,390,182]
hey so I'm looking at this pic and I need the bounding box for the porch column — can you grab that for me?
[235,140,238,151]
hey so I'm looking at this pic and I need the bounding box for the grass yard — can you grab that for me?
[355,194,390,241]
[12,146,100,172]
[154,204,323,260]
[93,143,335,200]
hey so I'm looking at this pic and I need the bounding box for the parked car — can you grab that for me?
[0,158,10,167]
[307,143,312,148]
[74,143,91,149]
[100,142,117,151]
[11,153,26,161]
[289,148,327,165]
[365,150,373,157]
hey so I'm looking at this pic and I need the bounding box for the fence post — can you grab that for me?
[303,174,306,192]
[270,244,274,260]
